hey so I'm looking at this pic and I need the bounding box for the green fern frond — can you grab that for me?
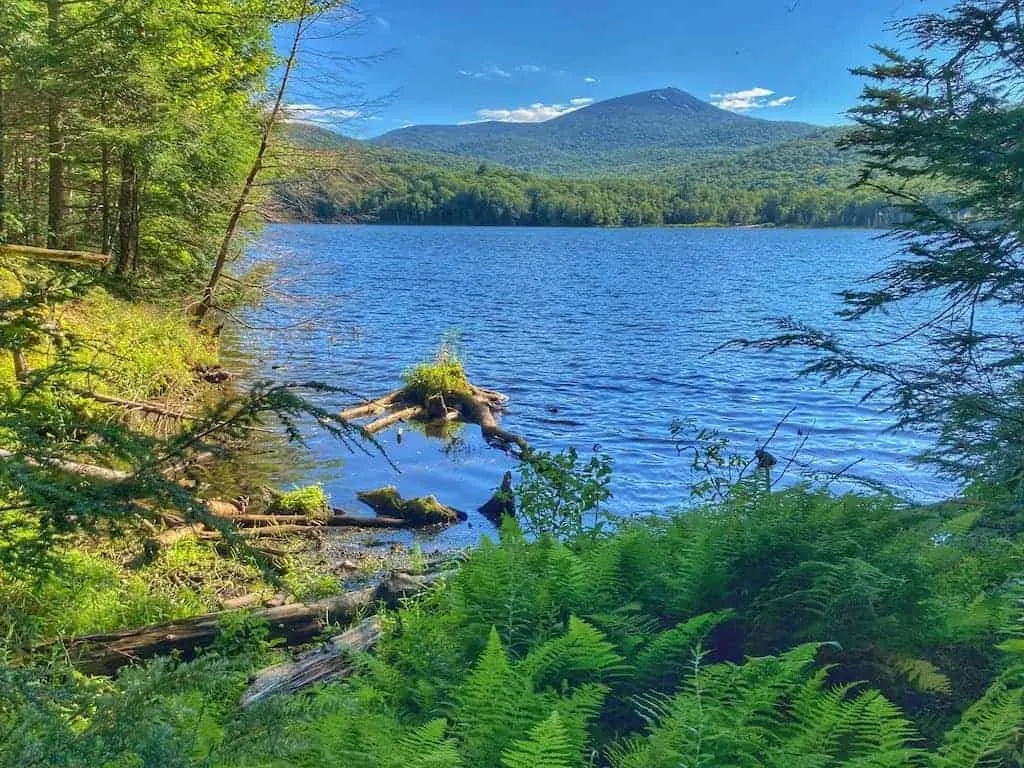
[454,627,544,767]
[520,616,627,689]
[635,610,734,689]
[391,719,463,768]
[890,656,953,696]
[933,677,1024,768]
[500,711,578,768]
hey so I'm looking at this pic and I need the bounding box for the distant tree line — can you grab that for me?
[277,159,899,228]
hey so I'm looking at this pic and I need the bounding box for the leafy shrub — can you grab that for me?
[516,448,613,541]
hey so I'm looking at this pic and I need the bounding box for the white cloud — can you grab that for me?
[284,103,361,124]
[516,64,544,73]
[458,65,511,79]
[373,15,390,32]
[710,87,795,111]
[583,76,598,84]
[475,98,593,123]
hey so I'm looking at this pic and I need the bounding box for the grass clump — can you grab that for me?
[0,534,266,647]
[62,288,217,400]
[402,342,472,402]
[272,484,331,520]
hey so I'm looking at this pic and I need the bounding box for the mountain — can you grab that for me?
[370,87,826,176]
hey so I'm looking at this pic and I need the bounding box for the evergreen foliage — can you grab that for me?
[738,0,1024,492]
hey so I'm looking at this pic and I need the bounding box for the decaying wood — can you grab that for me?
[51,570,441,676]
[1,242,111,267]
[479,471,515,525]
[0,448,132,483]
[339,380,530,456]
[357,486,465,525]
[363,405,425,434]
[240,616,382,708]
[455,387,530,455]
[339,390,403,421]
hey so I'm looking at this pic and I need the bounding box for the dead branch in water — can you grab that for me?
[338,379,529,456]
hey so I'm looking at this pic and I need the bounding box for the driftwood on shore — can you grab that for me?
[240,616,382,708]
[47,569,442,676]
[341,383,529,456]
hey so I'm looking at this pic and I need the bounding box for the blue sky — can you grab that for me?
[282,0,945,138]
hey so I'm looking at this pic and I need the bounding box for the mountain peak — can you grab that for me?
[371,87,821,175]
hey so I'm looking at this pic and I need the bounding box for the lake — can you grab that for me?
[232,225,954,545]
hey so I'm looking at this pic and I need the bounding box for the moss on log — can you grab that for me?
[356,485,465,525]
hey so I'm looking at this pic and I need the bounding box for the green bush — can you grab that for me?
[272,485,330,520]
[402,343,472,402]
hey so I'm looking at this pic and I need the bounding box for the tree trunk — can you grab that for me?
[100,137,111,254]
[116,145,138,275]
[0,84,6,240]
[194,0,310,324]
[46,0,65,250]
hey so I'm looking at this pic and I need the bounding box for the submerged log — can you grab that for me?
[240,616,382,708]
[357,486,466,525]
[479,471,515,526]
[52,570,441,676]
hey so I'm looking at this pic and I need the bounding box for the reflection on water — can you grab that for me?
[230,225,956,547]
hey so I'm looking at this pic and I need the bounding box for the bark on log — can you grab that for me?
[339,390,403,421]
[240,616,382,708]
[0,448,131,482]
[363,405,425,434]
[1,243,111,267]
[52,570,440,676]
[453,390,530,456]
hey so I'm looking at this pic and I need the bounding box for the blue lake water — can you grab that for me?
[233,225,955,543]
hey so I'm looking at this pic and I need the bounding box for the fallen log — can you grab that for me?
[78,391,190,421]
[240,616,381,708]
[50,569,441,676]
[1,243,111,268]
[339,390,403,421]
[357,486,466,525]
[364,405,425,435]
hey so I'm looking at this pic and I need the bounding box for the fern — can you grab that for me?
[500,712,578,768]
[609,644,922,768]
[930,678,1023,767]
[453,627,544,767]
[890,656,953,696]
[520,616,628,690]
